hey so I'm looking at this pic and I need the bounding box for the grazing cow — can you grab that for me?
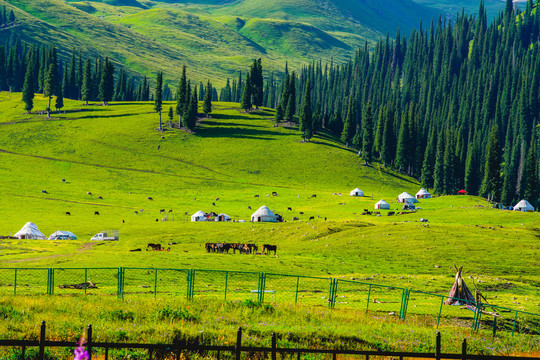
[364,209,369,212]
[311,194,317,198]
[62,179,66,182]
[309,216,315,220]
[272,192,278,196]
[87,192,92,195]
[216,198,220,201]
[147,243,162,251]
[262,244,277,255]
[388,211,395,216]
[247,206,252,210]
[212,202,216,206]
[65,212,71,216]
[134,211,138,215]
[94,211,100,215]
[147,197,153,200]
[254,194,259,198]
[299,212,304,215]
[42,190,48,194]
[367,211,373,215]
[324,217,327,221]
[185,211,189,215]
[97,196,103,199]
[287,207,292,211]
[155,218,159,222]
[160,209,165,213]
[168,209,173,213]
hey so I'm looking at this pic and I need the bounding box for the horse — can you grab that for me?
[147,243,162,251]
[262,244,277,255]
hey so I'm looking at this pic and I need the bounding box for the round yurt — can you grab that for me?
[191,210,207,221]
[14,222,47,240]
[513,200,535,212]
[251,205,277,223]
[49,230,77,240]
[374,200,390,210]
[416,188,431,199]
[350,188,364,197]
[397,192,418,203]
[216,213,231,222]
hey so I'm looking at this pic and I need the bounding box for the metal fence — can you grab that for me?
[0,267,538,336]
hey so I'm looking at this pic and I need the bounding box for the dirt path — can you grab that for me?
[1,242,95,264]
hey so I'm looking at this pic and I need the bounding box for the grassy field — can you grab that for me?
[0,92,538,356]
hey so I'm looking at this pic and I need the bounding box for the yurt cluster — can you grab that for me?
[191,206,283,223]
[9,222,77,240]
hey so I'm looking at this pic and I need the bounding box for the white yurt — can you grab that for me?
[191,210,207,221]
[215,213,231,222]
[14,222,47,240]
[513,200,535,212]
[416,188,431,199]
[251,205,277,223]
[374,200,390,210]
[350,188,364,197]
[397,192,418,203]
[49,230,77,240]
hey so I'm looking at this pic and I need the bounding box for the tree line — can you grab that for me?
[261,0,539,208]
[0,6,16,28]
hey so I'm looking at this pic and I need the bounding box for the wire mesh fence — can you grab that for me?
[0,267,538,336]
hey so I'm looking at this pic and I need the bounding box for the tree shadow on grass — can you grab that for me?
[197,126,297,140]
[200,119,265,128]
[75,112,151,120]
[207,113,265,122]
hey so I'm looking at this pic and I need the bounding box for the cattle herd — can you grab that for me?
[205,243,277,255]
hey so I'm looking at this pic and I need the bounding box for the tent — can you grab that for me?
[14,222,47,240]
[397,192,418,203]
[416,188,431,199]
[513,199,535,212]
[458,189,467,195]
[444,266,476,307]
[374,200,390,210]
[251,205,277,223]
[191,210,207,222]
[215,213,231,222]
[49,230,77,240]
[349,188,364,197]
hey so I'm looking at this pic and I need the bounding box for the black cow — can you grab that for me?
[287,207,292,211]
[309,216,315,220]
[65,212,71,215]
[94,211,100,215]
[160,209,165,213]
[42,190,48,194]
[97,196,103,199]
[147,197,153,200]
[311,194,317,198]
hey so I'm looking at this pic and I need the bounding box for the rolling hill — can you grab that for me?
[0,0,443,86]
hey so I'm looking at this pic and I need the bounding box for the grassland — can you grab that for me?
[0,92,538,356]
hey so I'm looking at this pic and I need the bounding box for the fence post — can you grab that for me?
[366,284,372,312]
[258,272,266,303]
[50,268,54,295]
[435,331,441,360]
[399,289,408,320]
[117,268,123,299]
[87,324,93,360]
[295,277,300,304]
[437,296,444,328]
[271,332,277,360]
[224,271,228,301]
[13,268,17,295]
[39,321,46,360]
[84,268,88,295]
[461,338,467,360]
[154,269,158,299]
[235,327,242,360]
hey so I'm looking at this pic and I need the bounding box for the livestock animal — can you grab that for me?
[185,211,189,215]
[364,209,369,212]
[299,212,304,215]
[94,211,100,215]
[311,194,317,198]
[168,209,173,213]
[130,248,142,252]
[388,211,395,216]
[65,212,71,215]
[212,202,216,206]
[134,211,138,215]
[254,194,259,198]
[87,192,92,195]
[42,190,48,194]
[261,244,277,255]
[62,179,66,182]
[272,192,278,196]
[160,209,165,213]
[374,211,380,215]
[147,243,163,251]
[309,216,315,220]
[147,197,153,200]
[215,198,219,201]
[287,207,292,211]
[247,206,252,210]
[97,196,103,199]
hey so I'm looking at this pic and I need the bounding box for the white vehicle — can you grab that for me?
[91,230,119,241]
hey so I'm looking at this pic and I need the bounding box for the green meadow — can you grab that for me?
[0,92,539,356]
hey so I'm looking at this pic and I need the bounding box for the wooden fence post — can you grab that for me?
[236,327,242,360]
[87,324,93,360]
[271,333,277,360]
[435,331,441,360]
[38,321,45,360]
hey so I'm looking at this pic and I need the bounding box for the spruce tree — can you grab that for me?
[523,137,538,205]
[240,73,252,111]
[352,124,361,150]
[341,95,356,146]
[55,82,64,113]
[274,103,283,125]
[203,80,212,117]
[81,59,91,105]
[299,79,313,141]
[480,126,502,201]
[361,102,373,165]
[21,59,34,114]
[176,65,187,125]
[394,110,410,172]
[250,58,263,109]
[185,88,198,132]
[43,63,55,118]
[155,71,163,131]
[433,132,445,194]
[168,106,173,127]
[421,130,437,188]
[98,57,114,105]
